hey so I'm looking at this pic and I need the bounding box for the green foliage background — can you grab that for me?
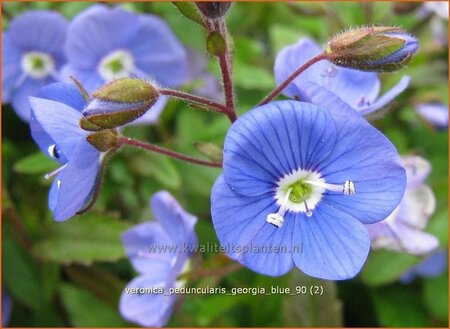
[2,2,448,327]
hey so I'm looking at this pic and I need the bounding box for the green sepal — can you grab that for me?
[206,31,227,57]
[92,78,159,104]
[86,129,118,152]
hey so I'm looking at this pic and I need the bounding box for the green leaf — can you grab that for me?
[3,235,45,310]
[206,31,227,57]
[14,152,57,175]
[59,284,128,327]
[427,210,449,246]
[172,2,204,26]
[361,250,420,286]
[130,152,181,189]
[423,271,449,322]
[370,286,429,326]
[32,214,131,265]
[283,270,343,326]
[193,141,223,162]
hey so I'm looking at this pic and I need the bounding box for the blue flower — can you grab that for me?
[211,91,406,280]
[400,250,447,284]
[274,38,410,115]
[366,155,438,255]
[29,82,103,221]
[62,5,187,124]
[2,289,11,327]
[119,191,197,327]
[415,103,449,130]
[2,10,67,121]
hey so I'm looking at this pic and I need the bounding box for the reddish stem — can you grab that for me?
[258,53,326,106]
[117,137,222,168]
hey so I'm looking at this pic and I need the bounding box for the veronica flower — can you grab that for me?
[274,38,411,116]
[29,82,105,221]
[418,2,449,45]
[2,290,11,327]
[62,5,187,124]
[2,10,67,121]
[211,87,406,280]
[415,103,448,129]
[366,155,438,255]
[400,249,447,283]
[120,191,197,327]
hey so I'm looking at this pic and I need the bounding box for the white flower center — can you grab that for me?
[21,51,55,79]
[266,168,356,228]
[98,49,135,81]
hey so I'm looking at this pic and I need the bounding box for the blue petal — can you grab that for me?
[121,222,177,274]
[8,10,67,59]
[36,82,87,112]
[30,112,67,164]
[151,191,197,247]
[119,273,176,327]
[53,141,100,221]
[65,5,141,69]
[2,290,11,327]
[223,101,338,196]
[126,14,187,87]
[359,76,410,115]
[414,250,447,277]
[293,203,370,280]
[274,37,381,108]
[48,172,62,211]
[415,102,449,129]
[29,96,86,159]
[211,175,294,276]
[60,65,104,93]
[11,77,46,121]
[2,32,22,103]
[301,84,407,223]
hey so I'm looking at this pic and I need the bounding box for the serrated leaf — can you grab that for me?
[206,31,227,57]
[172,2,204,26]
[32,214,131,265]
[14,152,57,175]
[59,284,128,327]
[3,235,44,310]
[193,141,223,162]
[361,250,420,286]
[283,270,343,327]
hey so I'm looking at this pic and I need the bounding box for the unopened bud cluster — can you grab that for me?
[79,78,159,151]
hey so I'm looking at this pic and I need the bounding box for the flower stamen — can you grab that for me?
[304,179,356,195]
[44,164,67,180]
[267,188,292,228]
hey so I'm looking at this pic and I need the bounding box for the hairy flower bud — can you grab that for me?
[81,78,159,130]
[196,2,231,19]
[325,26,418,72]
[86,129,118,152]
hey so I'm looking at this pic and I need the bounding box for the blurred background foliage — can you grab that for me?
[2,1,448,327]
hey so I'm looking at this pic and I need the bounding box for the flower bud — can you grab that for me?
[81,78,159,130]
[325,26,418,72]
[196,2,231,19]
[86,129,118,152]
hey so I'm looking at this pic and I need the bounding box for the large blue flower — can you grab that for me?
[29,82,102,221]
[211,91,406,280]
[62,5,188,124]
[2,10,67,121]
[119,191,197,327]
[274,38,410,115]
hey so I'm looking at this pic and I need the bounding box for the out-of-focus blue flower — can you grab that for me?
[120,191,197,327]
[418,2,449,45]
[29,82,102,221]
[366,155,438,255]
[2,290,11,327]
[274,38,411,116]
[211,89,406,280]
[62,5,187,124]
[400,249,447,283]
[415,103,449,129]
[2,10,67,121]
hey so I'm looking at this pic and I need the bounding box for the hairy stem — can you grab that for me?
[159,88,227,114]
[258,53,326,106]
[117,137,222,168]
